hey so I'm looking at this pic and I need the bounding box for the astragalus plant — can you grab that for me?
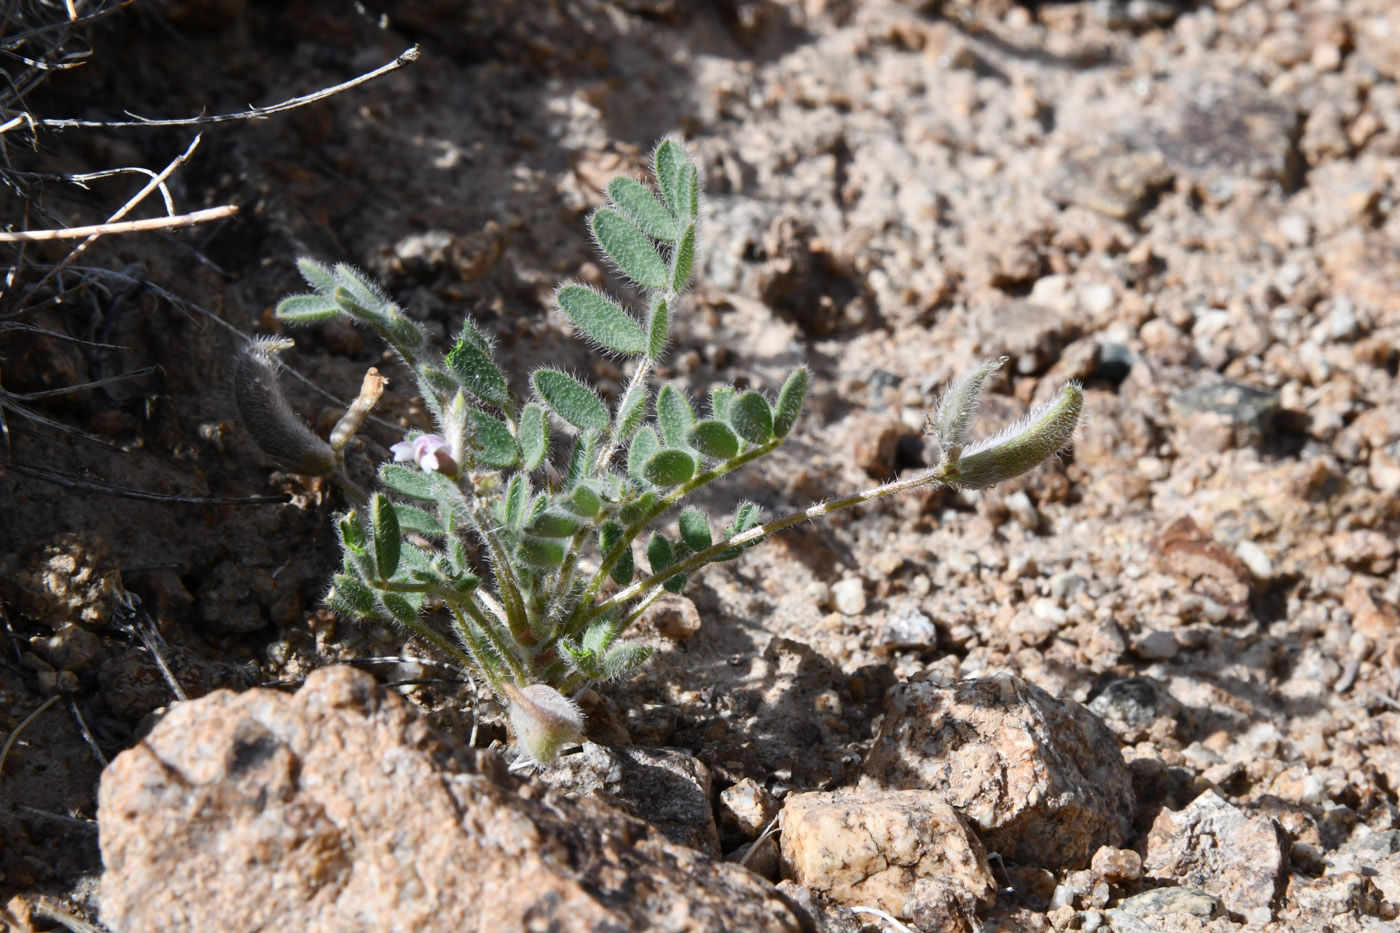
[245,140,1082,763]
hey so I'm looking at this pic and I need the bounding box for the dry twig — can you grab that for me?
[35,45,420,130]
[0,204,236,242]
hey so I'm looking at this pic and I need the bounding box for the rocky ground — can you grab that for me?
[2,0,1399,930]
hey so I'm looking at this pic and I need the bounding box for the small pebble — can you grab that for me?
[832,577,867,616]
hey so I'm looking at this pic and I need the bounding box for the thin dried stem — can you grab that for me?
[36,46,420,130]
[0,204,235,242]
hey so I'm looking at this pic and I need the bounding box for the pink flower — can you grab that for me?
[391,433,457,475]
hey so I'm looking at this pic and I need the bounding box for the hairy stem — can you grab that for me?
[592,462,953,625]
[562,437,784,639]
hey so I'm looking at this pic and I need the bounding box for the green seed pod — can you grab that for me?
[946,383,1083,489]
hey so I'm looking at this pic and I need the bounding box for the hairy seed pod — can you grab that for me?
[232,338,338,476]
[932,356,1006,463]
[946,383,1083,489]
[502,682,585,765]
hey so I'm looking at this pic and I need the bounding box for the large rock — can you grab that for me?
[779,788,994,932]
[97,666,810,933]
[861,675,1134,870]
[1142,790,1289,923]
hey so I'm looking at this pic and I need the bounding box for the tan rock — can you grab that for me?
[718,777,780,844]
[1328,530,1398,576]
[779,788,994,927]
[0,532,118,630]
[861,675,1134,870]
[1142,790,1288,923]
[1090,845,1142,885]
[98,666,808,933]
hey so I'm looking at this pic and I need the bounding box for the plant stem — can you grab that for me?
[562,437,784,639]
[591,462,953,624]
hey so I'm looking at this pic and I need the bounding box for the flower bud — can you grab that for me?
[232,338,338,476]
[945,383,1083,489]
[502,682,585,765]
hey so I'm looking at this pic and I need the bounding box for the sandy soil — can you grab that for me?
[2,0,1398,928]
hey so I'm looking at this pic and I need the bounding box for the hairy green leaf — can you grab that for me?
[504,474,528,531]
[517,535,566,568]
[657,385,695,449]
[647,533,673,574]
[333,263,387,311]
[671,222,696,292]
[564,483,602,517]
[447,340,509,406]
[455,317,494,356]
[327,574,376,616]
[338,512,367,555]
[378,591,424,626]
[392,504,443,537]
[615,382,649,442]
[533,370,609,433]
[466,409,520,468]
[556,284,647,355]
[417,366,460,398]
[591,209,669,290]
[676,162,700,220]
[643,448,696,487]
[379,464,453,502]
[647,296,669,360]
[653,139,687,219]
[608,177,678,243]
[729,390,774,444]
[662,572,688,594]
[297,257,337,293]
[687,420,739,460]
[716,501,764,560]
[773,366,809,438]
[332,285,380,323]
[369,494,401,580]
[384,315,426,353]
[528,508,583,537]
[710,386,735,422]
[627,427,659,484]
[618,490,657,524]
[519,402,549,471]
[564,431,597,490]
[600,521,634,585]
[276,294,341,323]
[678,506,712,552]
[602,643,652,679]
